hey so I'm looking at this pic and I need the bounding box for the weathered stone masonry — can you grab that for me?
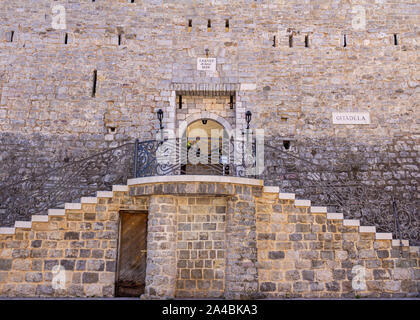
[0,177,418,298]
[0,1,419,232]
[0,0,419,299]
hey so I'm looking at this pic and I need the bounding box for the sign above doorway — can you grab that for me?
[197,57,216,71]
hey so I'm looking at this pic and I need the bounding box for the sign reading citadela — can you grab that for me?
[197,58,216,71]
[332,112,370,124]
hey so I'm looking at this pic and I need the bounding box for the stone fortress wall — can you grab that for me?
[0,1,419,237]
[0,178,418,298]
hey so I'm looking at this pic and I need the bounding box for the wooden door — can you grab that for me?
[116,211,148,297]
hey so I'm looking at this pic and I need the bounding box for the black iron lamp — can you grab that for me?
[202,119,207,125]
[245,110,252,129]
[157,109,164,129]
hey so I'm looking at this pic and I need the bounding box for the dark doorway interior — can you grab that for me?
[116,211,148,297]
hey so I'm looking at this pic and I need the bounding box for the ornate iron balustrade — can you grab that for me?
[133,137,260,178]
[263,142,419,245]
[0,143,134,227]
[0,137,417,245]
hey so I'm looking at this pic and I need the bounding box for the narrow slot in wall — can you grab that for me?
[7,31,15,43]
[92,70,97,98]
[394,34,398,45]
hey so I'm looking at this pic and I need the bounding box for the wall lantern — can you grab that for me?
[202,119,207,125]
[157,109,164,129]
[245,110,252,129]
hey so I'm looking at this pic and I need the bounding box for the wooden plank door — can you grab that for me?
[116,211,148,297]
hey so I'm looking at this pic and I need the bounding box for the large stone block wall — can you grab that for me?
[176,95,235,130]
[0,0,418,237]
[0,0,417,140]
[175,196,227,298]
[0,189,147,297]
[263,135,420,245]
[144,195,177,298]
[256,190,420,298]
[0,178,418,298]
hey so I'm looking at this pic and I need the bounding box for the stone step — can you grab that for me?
[343,219,360,227]
[375,233,393,240]
[409,246,419,253]
[278,193,295,200]
[294,199,311,207]
[97,191,113,198]
[48,209,66,216]
[310,206,327,213]
[112,185,129,192]
[81,197,97,204]
[31,215,49,222]
[392,239,409,247]
[327,212,343,220]
[359,226,376,233]
[14,221,32,229]
[0,227,15,235]
[65,203,82,210]
[263,186,280,193]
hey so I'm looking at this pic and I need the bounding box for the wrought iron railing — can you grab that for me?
[133,137,260,178]
[0,137,418,245]
[262,142,419,245]
[0,143,134,227]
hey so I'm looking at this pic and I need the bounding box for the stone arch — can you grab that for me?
[179,112,234,139]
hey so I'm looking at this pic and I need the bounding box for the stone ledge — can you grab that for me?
[343,219,360,227]
[65,203,82,210]
[97,191,113,198]
[375,233,393,240]
[263,186,280,193]
[327,212,343,220]
[278,193,295,200]
[15,221,32,228]
[48,209,66,216]
[127,175,263,187]
[392,239,409,247]
[81,197,97,204]
[294,199,311,207]
[359,226,376,233]
[31,215,49,222]
[113,185,129,192]
[0,227,15,235]
[310,206,327,213]
[409,246,419,253]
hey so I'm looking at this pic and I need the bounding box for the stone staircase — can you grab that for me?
[273,189,414,249]
[1,184,416,252]
[0,178,418,298]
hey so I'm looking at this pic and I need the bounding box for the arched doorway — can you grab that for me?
[181,119,230,175]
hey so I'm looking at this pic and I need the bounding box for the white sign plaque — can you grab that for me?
[332,112,371,125]
[197,58,216,71]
